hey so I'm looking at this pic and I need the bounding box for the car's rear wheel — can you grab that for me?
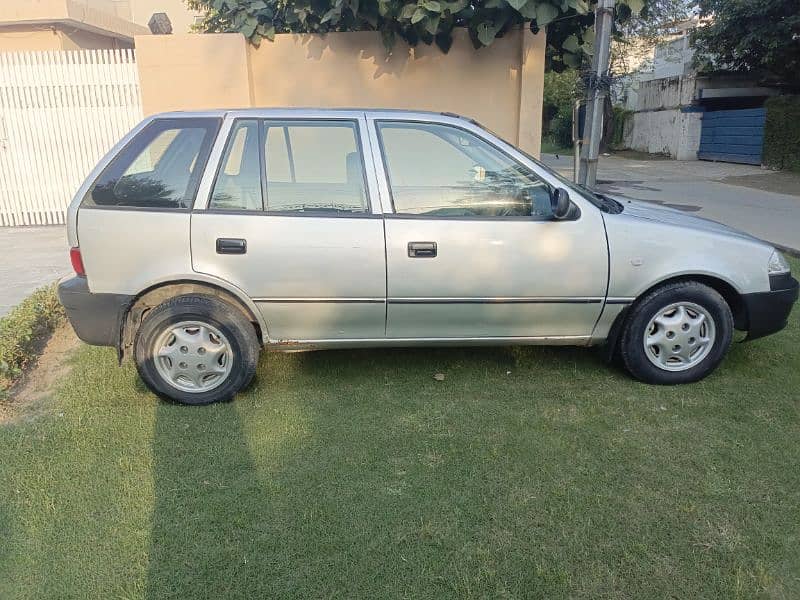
[134,295,259,405]
[620,281,734,384]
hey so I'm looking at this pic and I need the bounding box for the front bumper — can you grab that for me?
[57,276,132,347]
[742,274,799,340]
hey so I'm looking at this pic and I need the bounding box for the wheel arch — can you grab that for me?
[605,273,747,361]
[636,274,746,330]
[119,279,266,361]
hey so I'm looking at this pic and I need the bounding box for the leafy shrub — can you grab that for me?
[610,105,631,149]
[543,69,580,120]
[190,0,645,69]
[547,112,575,149]
[763,96,800,173]
[0,285,64,395]
[542,69,580,149]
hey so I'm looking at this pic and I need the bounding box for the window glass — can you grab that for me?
[264,121,368,213]
[209,120,263,211]
[125,129,179,175]
[84,118,218,209]
[377,122,553,218]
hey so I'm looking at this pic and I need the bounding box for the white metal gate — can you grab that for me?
[0,50,143,226]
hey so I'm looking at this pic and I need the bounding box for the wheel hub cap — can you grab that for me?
[153,321,233,393]
[643,302,716,372]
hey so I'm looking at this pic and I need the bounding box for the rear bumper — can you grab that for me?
[742,275,799,340]
[57,276,132,347]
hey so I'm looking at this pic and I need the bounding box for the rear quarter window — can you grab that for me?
[83,118,220,209]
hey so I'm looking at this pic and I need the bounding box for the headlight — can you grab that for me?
[767,250,790,274]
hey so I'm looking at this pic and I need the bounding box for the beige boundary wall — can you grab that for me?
[135,27,546,156]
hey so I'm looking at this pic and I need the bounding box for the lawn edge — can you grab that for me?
[0,283,66,400]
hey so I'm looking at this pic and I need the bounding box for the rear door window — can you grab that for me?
[84,118,219,209]
[263,121,368,214]
[209,120,263,211]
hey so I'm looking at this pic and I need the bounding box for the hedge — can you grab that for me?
[0,284,65,397]
[610,106,632,150]
[763,96,800,173]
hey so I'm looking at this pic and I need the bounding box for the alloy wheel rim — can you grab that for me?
[643,302,716,372]
[153,321,234,393]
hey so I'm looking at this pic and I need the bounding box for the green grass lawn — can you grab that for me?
[540,138,574,156]
[2,261,799,599]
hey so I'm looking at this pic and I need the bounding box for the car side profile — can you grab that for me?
[58,109,798,404]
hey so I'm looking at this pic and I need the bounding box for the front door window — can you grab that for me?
[376,121,553,219]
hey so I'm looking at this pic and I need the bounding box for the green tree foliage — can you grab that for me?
[611,0,694,73]
[763,96,800,172]
[691,0,800,84]
[619,0,694,39]
[188,0,646,69]
[542,69,580,146]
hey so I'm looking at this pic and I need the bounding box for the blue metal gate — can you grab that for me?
[698,108,766,165]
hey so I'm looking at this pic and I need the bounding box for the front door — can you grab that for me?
[371,118,609,340]
[191,115,386,342]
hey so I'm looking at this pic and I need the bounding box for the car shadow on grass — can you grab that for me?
[140,328,798,598]
[268,343,617,384]
[141,343,629,598]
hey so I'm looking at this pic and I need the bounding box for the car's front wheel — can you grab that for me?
[134,295,259,405]
[620,281,734,384]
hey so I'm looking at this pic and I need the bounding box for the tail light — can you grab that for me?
[70,247,86,277]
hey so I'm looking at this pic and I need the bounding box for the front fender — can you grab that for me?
[604,212,773,299]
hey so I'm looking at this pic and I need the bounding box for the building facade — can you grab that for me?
[0,0,204,51]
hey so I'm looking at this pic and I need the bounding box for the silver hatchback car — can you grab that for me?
[58,109,798,404]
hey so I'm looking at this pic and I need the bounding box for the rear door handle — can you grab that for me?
[216,238,247,255]
[408,241,437,258]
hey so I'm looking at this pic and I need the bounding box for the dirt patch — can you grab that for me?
[718,172,800,197]
[1,322,80,423]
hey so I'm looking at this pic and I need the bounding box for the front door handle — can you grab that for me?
[216,238,247,255]
[408,241,437,258]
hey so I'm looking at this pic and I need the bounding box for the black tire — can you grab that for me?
[620,281,734,385]
[134,295,259,405]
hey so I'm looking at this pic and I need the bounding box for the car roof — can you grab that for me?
[151,107,477,123]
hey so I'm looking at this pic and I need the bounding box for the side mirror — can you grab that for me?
[550,187,571,220]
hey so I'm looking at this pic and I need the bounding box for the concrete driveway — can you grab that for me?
[0,226,70,316]
[544,154,800,252]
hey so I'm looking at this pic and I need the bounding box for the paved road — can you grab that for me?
[544,154,800,252]
[0,226,70,316]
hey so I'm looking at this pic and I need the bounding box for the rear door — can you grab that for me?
[191,112,386,342]
[368,115,609,340]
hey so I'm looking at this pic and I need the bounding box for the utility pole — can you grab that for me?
[578,0,615,188]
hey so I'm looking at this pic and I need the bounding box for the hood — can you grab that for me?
[609,198,760,242]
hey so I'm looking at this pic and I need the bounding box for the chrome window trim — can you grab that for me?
[383,213,577,223]
[194,209,384,219]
